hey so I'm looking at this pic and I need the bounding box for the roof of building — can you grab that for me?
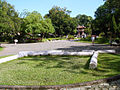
[77,25,86,29]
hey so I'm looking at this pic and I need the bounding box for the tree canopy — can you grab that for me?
[23,11,55,40]
[93,0,120,39]
[1,0,113,43]
[76,14,93,34]
[45,6,78,36]
[0,0,21,42]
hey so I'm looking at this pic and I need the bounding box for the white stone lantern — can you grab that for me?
[14,39,18,45]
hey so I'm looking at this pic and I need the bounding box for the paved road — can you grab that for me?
[0,40,119,56]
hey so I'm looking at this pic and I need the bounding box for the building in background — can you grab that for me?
[77,25,86,38]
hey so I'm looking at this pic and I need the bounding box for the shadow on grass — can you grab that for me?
[84,56,91,69]
[17,53,120,78]
[18,55,90,73]
[86,54,120,77]
[98,54,120,74]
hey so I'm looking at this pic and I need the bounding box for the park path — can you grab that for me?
[0,40,119,56]
[0,40,90,56]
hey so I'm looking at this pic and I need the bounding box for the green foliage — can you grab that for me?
[77,36,109,44]
[23,11,55,40]
[44,6,77,36]
[93,0,120,40]
[0,0,56,43]
[76,14,93,26]
[2,0,118,43]
[24,11,43,34]
[80,36,91,41]
[67,35,74,40]
[0,0,22,42]
[0,1,94,42]
[76,14,93,35]
[96,37,109,44]
[73,29,77,34]
[112,15,118,35]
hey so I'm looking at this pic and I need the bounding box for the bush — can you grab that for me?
[96,37,109,44]
[80,36,91,41]
[67,35,74,40]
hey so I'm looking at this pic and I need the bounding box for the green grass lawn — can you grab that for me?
[0,54,119,85]
[42,37,66,42]
[76,37,109,44]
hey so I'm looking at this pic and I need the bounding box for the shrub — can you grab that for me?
[67,35,74,40]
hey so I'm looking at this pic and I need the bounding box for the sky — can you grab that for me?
[7,0,105,18]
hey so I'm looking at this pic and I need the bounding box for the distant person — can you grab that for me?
[91,35,96,45]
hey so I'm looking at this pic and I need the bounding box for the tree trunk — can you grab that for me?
[40,33,45,41]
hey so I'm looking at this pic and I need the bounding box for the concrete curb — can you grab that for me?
[0,50,116,66]
[0,55,19,63]
[0,50,94,64]
[18,50,94,57]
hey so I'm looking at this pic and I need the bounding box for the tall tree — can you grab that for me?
[0,0,21,42]
[76,14,93,34]
[24,11,55,40]
[45,6,77,36]
[93,0,120,39]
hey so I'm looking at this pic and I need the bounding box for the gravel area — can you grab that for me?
[0,40,119,56]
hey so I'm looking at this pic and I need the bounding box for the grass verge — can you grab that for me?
[76,37,109,44]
